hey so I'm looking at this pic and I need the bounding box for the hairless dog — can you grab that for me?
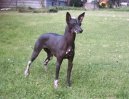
[24,12,85,88]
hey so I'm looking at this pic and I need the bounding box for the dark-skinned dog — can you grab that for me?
[24,12,85,88]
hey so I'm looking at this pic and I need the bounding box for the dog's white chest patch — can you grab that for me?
[66,48,71,54]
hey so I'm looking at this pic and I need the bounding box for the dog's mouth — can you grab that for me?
[74,30,78,34]
[74,29,83,34]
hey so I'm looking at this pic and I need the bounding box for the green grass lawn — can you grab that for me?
[0,10,129,99]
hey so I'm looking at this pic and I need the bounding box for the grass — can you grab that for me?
[0,10,129,99]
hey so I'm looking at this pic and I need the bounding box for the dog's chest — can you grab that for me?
[65,47,74,58]
[66,48,71,54]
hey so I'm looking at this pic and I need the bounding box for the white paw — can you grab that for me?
[54,80,58,89]
[24,69,29,77]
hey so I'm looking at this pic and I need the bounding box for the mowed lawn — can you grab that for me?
[0,10,129,99]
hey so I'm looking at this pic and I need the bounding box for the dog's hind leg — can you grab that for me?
[24,42,42,77]
[43,48,53,70]
[44,48,53,65]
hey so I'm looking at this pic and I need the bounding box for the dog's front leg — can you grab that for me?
[24,61,32,77]
[67,59,73,87]
[54,58,63,89]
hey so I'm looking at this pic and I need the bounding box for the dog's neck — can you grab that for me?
[64,25,76,45]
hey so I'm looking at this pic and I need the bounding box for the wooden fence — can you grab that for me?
[0,0,67,9]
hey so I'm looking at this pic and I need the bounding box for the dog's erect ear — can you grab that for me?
[66,12,71,25]
[78,12,85,22]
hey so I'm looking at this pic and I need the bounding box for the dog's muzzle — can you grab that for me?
[74,29,83,34]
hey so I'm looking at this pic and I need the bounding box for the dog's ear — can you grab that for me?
[66,12,71,25]
[78,12,85,23]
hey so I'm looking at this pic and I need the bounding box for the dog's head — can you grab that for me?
[66,12,85,34]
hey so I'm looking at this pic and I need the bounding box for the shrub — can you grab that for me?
[18,6,58,13]
[56,6,85,10]
[18,7,33,13]
[70,0,83,7]
[33,8,48,13]
[48,7,58,13]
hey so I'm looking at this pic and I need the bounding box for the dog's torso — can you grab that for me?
[36,33,75,59]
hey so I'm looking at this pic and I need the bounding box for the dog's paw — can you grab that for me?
[24,69,29,77]
[54,80,58,89]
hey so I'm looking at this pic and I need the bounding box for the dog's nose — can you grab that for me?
[80,29,83,33]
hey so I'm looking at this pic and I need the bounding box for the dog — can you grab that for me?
[24,12,85,88]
